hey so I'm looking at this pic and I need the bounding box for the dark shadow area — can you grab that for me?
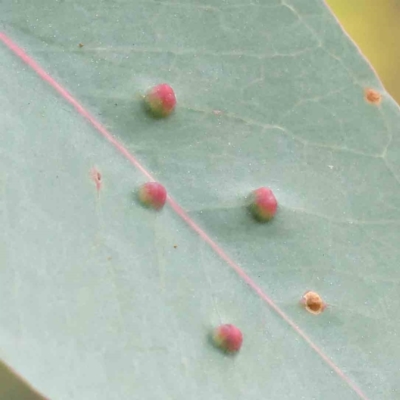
[0,361,45,400]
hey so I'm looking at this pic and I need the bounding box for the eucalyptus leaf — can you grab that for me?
[1,0,399,399]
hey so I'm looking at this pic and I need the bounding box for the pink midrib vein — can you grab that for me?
[0,32,369,400]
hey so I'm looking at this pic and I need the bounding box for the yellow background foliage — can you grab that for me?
[328,0,400,103]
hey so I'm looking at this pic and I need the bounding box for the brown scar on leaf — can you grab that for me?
[300,291,326,315]
[364,88,382,105]
[78,43,84,48]
[213,110,223,115]
[90,167,102,192]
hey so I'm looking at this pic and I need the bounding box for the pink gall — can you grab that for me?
[213,324,243,353]
[249,187,278,222]
[138,182,167,210]
[144,84,176,117]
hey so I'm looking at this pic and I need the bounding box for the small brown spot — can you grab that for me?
[173,245,177,249]
[301,291,326,315]
[90,167,102,192]
[364,88,382,105]
[78,43,84,48]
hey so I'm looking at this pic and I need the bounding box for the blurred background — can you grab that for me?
[2,1,399,399]
[328,0,400,103]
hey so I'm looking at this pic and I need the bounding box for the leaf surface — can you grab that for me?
[1,1,400,399]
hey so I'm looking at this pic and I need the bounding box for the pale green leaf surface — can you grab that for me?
[1,0,400,399]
